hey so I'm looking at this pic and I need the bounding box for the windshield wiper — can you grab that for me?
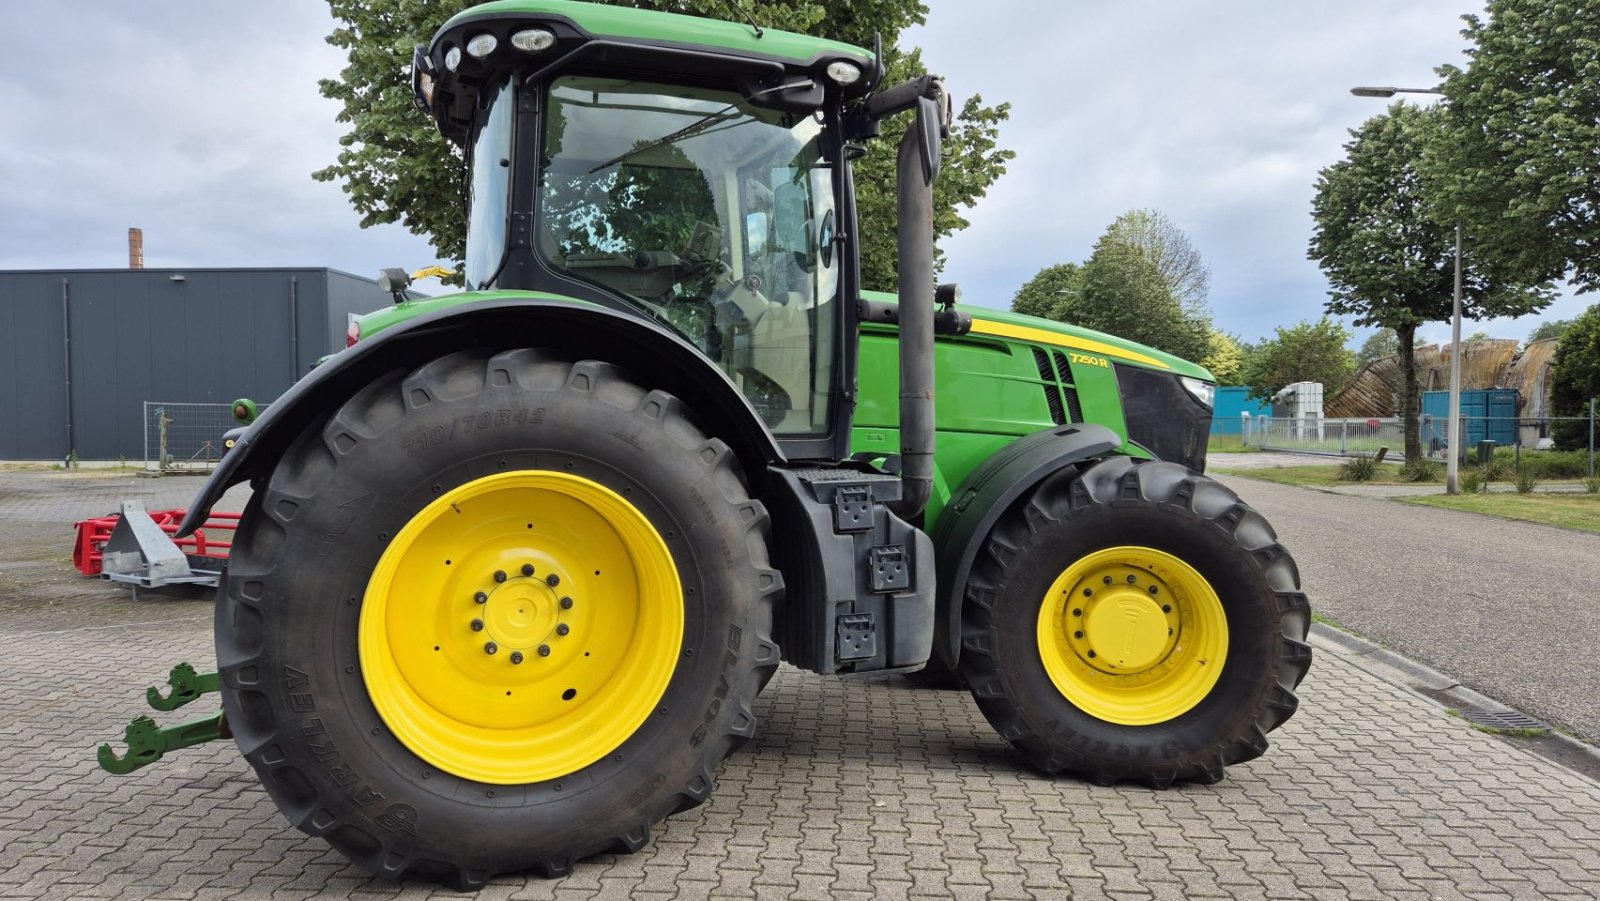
[587,105,740,174]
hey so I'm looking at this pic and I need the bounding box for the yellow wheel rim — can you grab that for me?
[359,470,683,785]
[1035,546,1227,726]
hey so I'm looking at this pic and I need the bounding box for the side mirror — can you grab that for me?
[914,95,942,185]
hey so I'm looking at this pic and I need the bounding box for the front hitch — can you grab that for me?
[97,662,228,775]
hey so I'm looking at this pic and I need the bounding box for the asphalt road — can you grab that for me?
[1215,473,1600,743]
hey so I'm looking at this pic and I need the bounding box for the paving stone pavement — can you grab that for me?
[3,470,1600,900]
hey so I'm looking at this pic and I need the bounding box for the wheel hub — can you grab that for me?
[481,572,566,652]
[1077,586,1174,673]
[1036,546,1228,726]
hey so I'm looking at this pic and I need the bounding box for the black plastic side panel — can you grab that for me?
[767,467,935,675]
[928,424,1122,667]
[177,298,785,535]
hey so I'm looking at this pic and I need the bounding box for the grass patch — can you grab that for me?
[1207,434,1258,454]
[1310,612,1348,632]
[1405,492,1600,534]
[1215,462,1409,488]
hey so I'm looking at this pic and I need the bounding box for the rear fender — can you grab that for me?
[928,424,1122,667]
[178,298,785,535]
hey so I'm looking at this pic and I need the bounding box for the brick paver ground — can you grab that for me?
[3,470,1600,900]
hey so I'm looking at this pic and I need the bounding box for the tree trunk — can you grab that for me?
[1397,323,1421,462]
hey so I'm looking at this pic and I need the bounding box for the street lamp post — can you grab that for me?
[1351,85,1462,494]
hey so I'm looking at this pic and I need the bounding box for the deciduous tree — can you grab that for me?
[1356,328,1399,367]
[1010,263,1081,320]
[1430,0,1600,292]
[1309,102,1552,460]
[1550,304,1600,450]
[1238,319,1355,402]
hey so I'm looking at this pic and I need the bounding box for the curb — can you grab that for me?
[1308,622,1600,781]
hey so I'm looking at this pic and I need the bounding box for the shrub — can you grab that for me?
[1515,468,1538,494]
[1585,476,1600,494]
[1338,453,1378,482]
[1400,458,1441,482]
[1491,448,1589,480]
[1460,469,1486,494]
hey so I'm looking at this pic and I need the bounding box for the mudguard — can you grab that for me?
[178,297,785,535]
[928,424,1123,667]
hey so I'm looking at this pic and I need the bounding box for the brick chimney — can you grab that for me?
[128,227,144,269]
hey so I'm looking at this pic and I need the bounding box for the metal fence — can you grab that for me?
[142,402,236,472]
[1237,412,1597,474]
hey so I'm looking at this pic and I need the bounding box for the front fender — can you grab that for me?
[178,296,785,535]
[928,424,1122,667]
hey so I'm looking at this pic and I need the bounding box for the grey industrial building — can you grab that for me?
[0,268,396,461]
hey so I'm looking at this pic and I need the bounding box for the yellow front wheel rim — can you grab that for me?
[359,471,683,785]
[1036,546,1227,726]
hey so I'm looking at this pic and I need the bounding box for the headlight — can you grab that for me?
[826,60,862,86]
[465,34,498,59]
[1180,376,1215,409]
[511,28,556,52]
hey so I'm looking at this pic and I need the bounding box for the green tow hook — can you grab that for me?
[97,710,229,775]
[97,663,228,775]
[146,662,220,712]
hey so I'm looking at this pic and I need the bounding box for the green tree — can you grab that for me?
[1430,0,1600,292]
[1309,102,1552,460]
[1068,234,1210,361]
[1010,263,1081,320]
[1528,318,1575,344]
[1026,210,1212,361]
[1238,319,1356,402]
[1199,330,1245,386]
[314,0,1012,289]
[1356,328,1399,366]
[1550,304,1600,450]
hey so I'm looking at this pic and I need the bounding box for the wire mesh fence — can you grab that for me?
[142,402,237,473]
[1235,412,1597,476]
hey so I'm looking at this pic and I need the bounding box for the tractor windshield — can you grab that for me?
[538,75,840,437]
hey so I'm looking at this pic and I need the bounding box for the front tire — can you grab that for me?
[959,457,1310,787]
[215,350,781,886]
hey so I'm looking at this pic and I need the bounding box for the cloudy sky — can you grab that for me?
[1,1,1589,346]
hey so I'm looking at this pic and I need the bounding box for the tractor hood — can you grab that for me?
[858,290,1214,381]
[964,307,1215,380]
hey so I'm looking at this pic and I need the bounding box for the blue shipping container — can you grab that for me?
[1421,389,1519,448]
[1211,386,1272,435]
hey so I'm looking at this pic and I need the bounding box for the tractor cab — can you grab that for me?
[412,0,918,459]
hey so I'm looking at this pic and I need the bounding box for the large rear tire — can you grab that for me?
[959,457,1310,787]
[216,349,781,886]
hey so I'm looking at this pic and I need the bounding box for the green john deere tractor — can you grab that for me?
[99,0,1310,885]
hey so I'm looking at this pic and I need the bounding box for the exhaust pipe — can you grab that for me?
[890,81,947,519]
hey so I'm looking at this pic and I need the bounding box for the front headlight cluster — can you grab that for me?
[1179,376,1216,409]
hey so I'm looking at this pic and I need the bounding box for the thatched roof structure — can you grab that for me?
[1324,338,1558,418]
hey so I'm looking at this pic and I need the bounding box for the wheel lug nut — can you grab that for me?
[556,623,570,636]
[1162,604,1172,613]
[1149,586,1159,595]
[1082,588,1092,598]
[1074,630,1084,639]
[1126,574,1136,584]
[522,563,535,577]
[1087,649,1097,658]
[538,644,552,657]
[1072,608,1082,617]
[494,570,507,583]
[471,619,484,631]
[510,651,524,664]
[484,641,498,655]
[474,591,488,604]
[546,573,561,587]
[1102,576,1112,585]
[560,596,574,610]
